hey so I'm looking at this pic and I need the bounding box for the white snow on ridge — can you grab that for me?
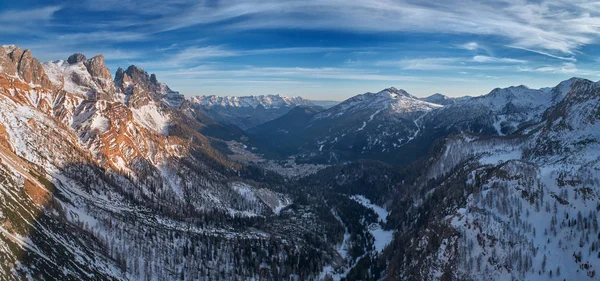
[461,85,551,111]
[42,60,66,86]
[369,107,385,121]
[357,106,386,132]
[318,210,352,281]
[356,121,367,131]
[90,115,110,133]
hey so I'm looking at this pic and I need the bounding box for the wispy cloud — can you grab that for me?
[506,45,578,62]
[7,1,600,64]
[97,0,600,56]
[377,55,525,70]
[157,65,476,83]
[0,6,61,34]
[393,58,464,70]
[518,63,578,74]
[170,46,239,63]
[518,62,600,76]
[3,1,600,97]
[472,55,526,64]
[458,42,480,51]
[160,46,374,67]
[56,31,148,44]
[54,0,600,57]
[0,6,61,22]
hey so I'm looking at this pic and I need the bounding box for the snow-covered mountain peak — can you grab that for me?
[190,94,315,129]
[488,84,531,97]
[375,87,415,99]
[331,87,440,115]
[310,88,442,133]
[428,93,447,99]
[542,79,600,138]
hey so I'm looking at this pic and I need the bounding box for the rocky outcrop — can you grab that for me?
[60,53,116,101]
[0,47,18,76]
[85,55,115,100]
[67,53,87,64]
[115,65,184,108]
[2,46,52,88]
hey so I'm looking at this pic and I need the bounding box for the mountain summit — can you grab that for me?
[115,65,185,108]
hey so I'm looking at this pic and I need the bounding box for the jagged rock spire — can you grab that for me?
[114,65,184,108]
[1,45,51,88]
[67,53,87,65]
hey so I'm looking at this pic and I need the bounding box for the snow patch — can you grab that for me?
[130,104,170,135]
[90,115,109,133]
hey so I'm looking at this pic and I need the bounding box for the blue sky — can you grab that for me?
[2,0,600,100]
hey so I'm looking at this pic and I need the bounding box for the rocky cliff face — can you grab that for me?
[0,47,18,76]
[2,45,52,89]
[85,54,115,99]
[43,53,116,101]
[115,65,184,109]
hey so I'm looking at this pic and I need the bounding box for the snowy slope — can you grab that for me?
[391,78,600,281]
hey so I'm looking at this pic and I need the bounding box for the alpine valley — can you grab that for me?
[1,45,600,281]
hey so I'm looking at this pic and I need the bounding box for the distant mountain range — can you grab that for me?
[190,94,316,130]
[245,82,580,165]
